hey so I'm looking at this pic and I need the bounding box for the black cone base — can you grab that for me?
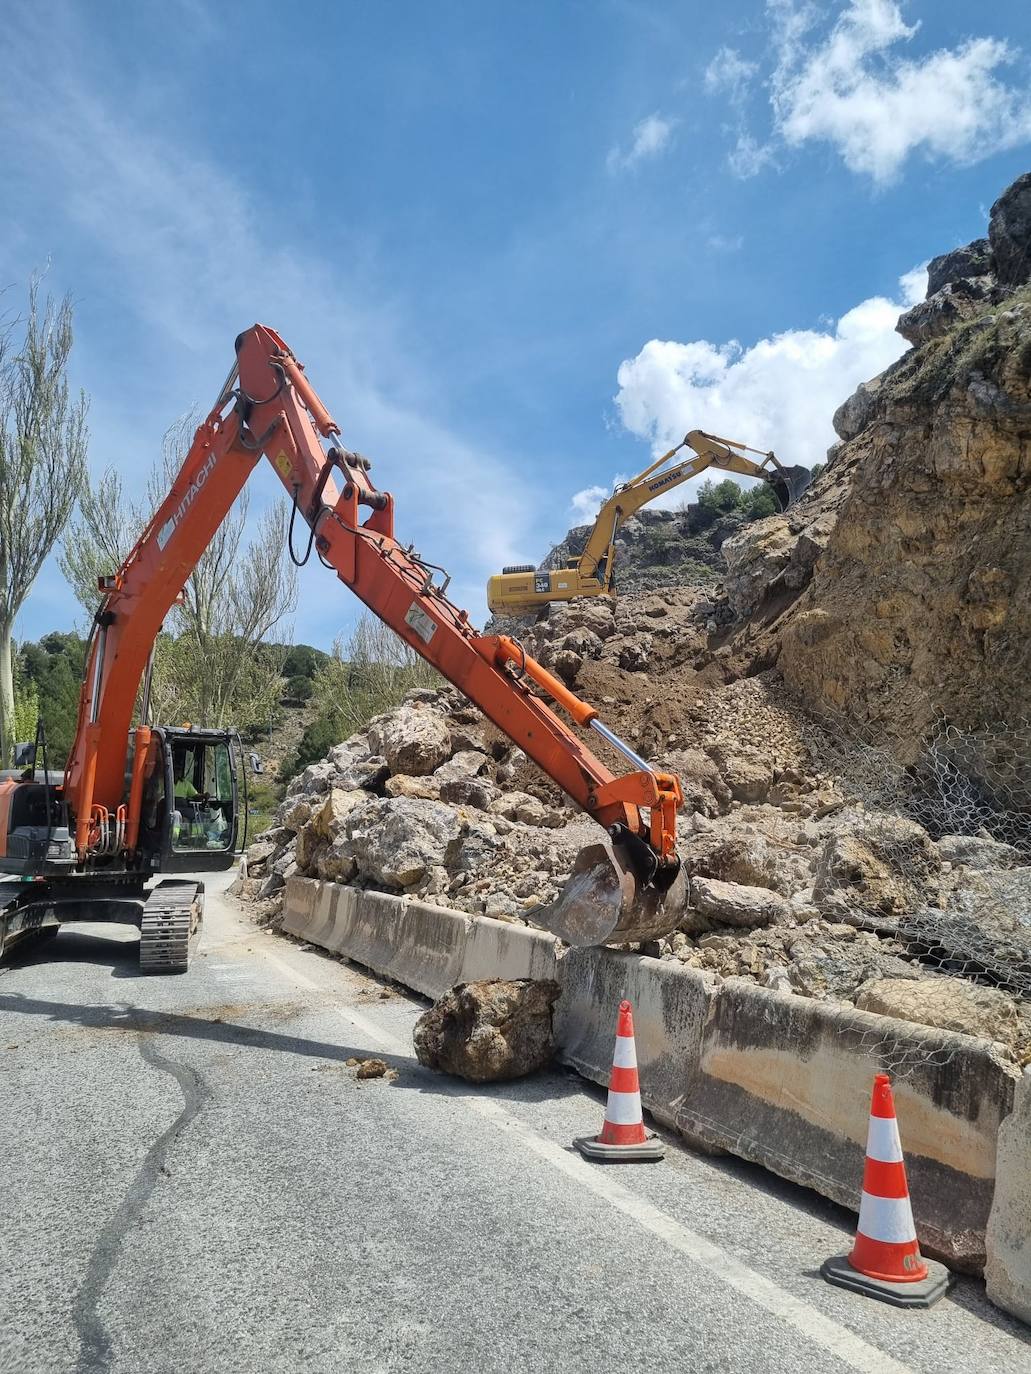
[821,1254,953,1309]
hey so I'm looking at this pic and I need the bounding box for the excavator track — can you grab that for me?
[139,879,204,974]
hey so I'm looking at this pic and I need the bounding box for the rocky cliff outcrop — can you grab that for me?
[543,504,753,594]
[720,173,1031,745]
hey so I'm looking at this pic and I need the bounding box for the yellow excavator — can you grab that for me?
[487,430,812,614]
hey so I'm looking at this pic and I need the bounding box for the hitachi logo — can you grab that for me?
[156,453,218,551]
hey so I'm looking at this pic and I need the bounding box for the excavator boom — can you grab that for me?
[57,326,687,947]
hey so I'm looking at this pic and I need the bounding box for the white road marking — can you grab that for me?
[258,945,916,1374]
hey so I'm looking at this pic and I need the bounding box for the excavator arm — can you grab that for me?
[63,325,686,946]
[486,430,811,613]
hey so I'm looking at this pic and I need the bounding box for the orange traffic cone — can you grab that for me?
[574,1000,665,1162]
[822,1074,952,1308]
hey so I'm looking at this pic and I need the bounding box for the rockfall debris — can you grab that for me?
[238,173,1031,1065]
[413,978,561,1082]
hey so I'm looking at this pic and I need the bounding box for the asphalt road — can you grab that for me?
[2,873,1029,1374]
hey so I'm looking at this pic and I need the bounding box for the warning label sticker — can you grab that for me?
[404,602,438,645]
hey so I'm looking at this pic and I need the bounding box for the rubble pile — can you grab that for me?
[240,684,597,924]
[240,172,1031,1065]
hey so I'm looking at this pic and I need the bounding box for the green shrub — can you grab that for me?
[282,674,315,704]
[281,644,325,679]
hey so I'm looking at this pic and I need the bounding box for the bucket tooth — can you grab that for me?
[537,841,688,947]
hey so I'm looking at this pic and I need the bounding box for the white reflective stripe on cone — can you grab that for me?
[856,1192,917,1245]
[865,1115,904,1164]
[604,1089,644,1125]
[612,1036,638,1070]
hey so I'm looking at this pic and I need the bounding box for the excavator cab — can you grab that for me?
[137,726,247,874]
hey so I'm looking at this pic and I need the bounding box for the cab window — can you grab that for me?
[170,740,235,852]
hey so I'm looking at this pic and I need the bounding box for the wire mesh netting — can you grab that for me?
[798,712,1031,1075]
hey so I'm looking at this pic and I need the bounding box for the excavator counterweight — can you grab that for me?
[1,327,690,967]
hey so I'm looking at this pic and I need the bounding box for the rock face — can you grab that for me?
[719,171,1031,745]
[542,504,753,596]
[413,979,561,1081]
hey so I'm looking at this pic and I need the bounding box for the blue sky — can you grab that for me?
[4,0,1031,648]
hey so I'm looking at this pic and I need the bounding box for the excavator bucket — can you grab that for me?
[538,840,689,947]
[768,464,813,512]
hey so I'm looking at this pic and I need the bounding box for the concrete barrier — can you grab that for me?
[280,876,1021,1276]
[681,977,1016,1271]
[385,898,471,999]
[555,949,717,1130]
[283,879,360,955]
[986,1068,1031,1322]
[463,916,561,987]
[282,877,560,1001]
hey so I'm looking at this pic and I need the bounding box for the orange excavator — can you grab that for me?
[0,326,686,969]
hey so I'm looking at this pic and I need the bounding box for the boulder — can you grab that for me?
[258,869,286,898]
[439,777,497,810]
[413,978,560,1082]
[294,824,323,874]
[336,755,390,792]
[384,774,440,801]
[490,791,565,829]
[692,831,797,895]
[690,877,791,928]
[721,518,797,616]
[936,834,1023,871]
[368,706,452,777]
[288,759,336,797]
[665,749,731,817]
[833,374,884,442]
[896,278,992,346]
[432,750,493,784]
[552,599,616,640]
[311,788,368,840]
[281,798,313,833]
[813,816,940,918]
[856,978,1023,1044]
[349,796,462,888]
[552,648,584,685]
[316,835,357,883]
[244,840,276,876]
[706,743,774,805]
[617,633,654,672]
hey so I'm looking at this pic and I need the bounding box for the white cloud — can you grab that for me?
[728,133,777,178]
[704,46,758,98]
[569,483,618,524]
[612,265,926,493]
[607,113,676,173]
[769,0,1031,183]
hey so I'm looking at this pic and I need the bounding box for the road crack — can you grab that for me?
[73,1011,211,1374]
